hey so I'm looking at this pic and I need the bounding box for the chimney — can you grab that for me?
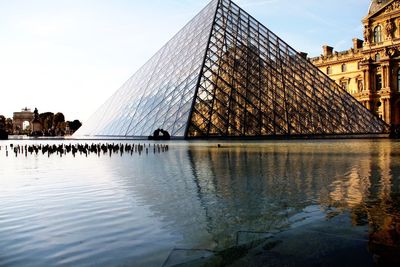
[323,45,333,57]
[352,38,364,49]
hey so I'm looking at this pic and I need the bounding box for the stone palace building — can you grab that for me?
[311,0,400,132]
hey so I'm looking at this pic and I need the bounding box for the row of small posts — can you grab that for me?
[0,143,169,158]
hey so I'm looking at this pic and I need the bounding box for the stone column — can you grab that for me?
[364,66,371,93]
[381,65,385,89]
[381,62,391,90]
[387,98,392,125]
[366,100,371,110]
[382,98,392,124]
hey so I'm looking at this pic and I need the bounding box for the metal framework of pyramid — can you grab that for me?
[76,0,389,138]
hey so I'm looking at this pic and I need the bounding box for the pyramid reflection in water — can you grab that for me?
[76,0,388,138]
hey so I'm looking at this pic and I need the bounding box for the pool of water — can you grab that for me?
[0,139,399,266]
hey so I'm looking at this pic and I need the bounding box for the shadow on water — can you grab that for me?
[129,140,400,266]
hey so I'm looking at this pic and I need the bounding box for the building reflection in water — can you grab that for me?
[318,141,400,265]
[115,141,400,263]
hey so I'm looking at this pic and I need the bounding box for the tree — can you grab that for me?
[53,112,65,135]
[39,112,54,132]
[68,120,82,133]
[0,115,8,139]
[0,115,5,129]
[53,112,65,128]
[5,118,13,133]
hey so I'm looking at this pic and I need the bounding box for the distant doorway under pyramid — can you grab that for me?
[75,0,389,139]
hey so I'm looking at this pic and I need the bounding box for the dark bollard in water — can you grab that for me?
[2,142,171,158]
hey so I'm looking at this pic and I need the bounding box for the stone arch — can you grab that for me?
[13,108,34,134]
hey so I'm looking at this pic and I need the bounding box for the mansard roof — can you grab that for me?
[365,0,400,21]
[369,0,391,15]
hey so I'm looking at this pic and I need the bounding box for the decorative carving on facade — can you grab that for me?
[385,19,395,39]
[384,46,397,57]
[359,82,364,92]
[384,0,400,13]
[364,25,371,43]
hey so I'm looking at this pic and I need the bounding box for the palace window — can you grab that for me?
[341,81,348,91]
[327,66,332,74]
[375,53,380,62]
[374,25,382,43]
[376,74,382,91]
[357,61,362,70]
[341,64,347,72]
[397,69,400,92]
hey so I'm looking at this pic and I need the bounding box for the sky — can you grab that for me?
[0,0,370,121]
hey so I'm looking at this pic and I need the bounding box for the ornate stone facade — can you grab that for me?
[12,108,34,134]
[12,107,43,135]
[311,0,400,131]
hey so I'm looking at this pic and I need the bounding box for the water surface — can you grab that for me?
[0,140,399,266]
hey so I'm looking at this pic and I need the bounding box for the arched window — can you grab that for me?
[341,64,347,72]
[358,61,362,70]
[397,69,400,92]
[374,25,382,43]
[375,53,380,62]
[327,66,332,74]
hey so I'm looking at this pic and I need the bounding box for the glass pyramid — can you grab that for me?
[75,0,388,138]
